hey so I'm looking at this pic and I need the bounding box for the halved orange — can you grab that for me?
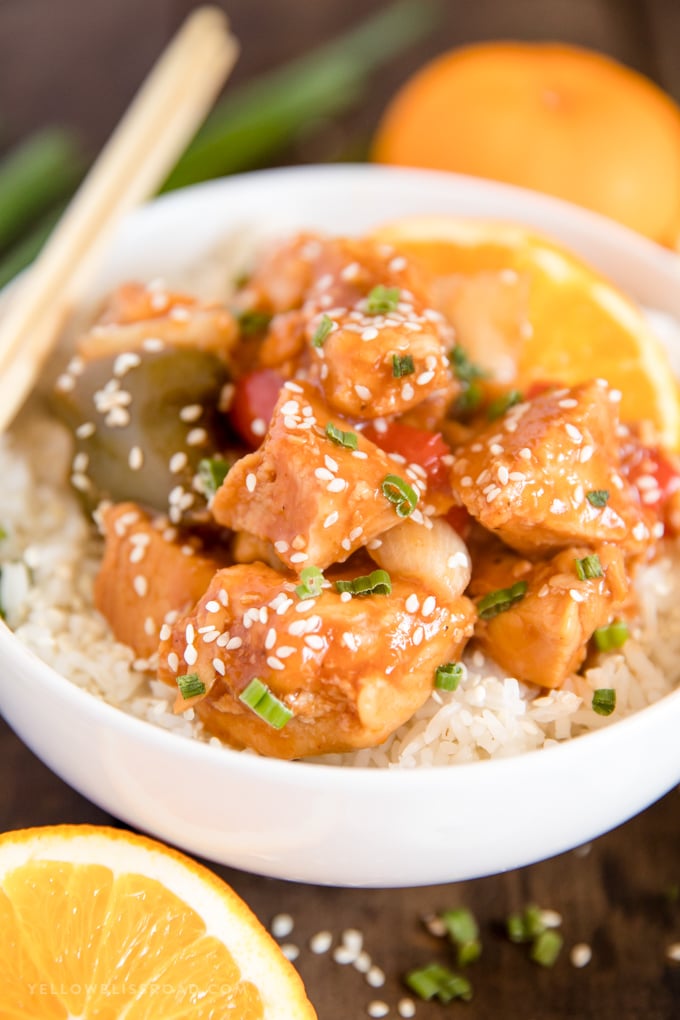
[374,215,680,448]
[0,825,317,1020]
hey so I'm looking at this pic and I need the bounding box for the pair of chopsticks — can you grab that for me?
[0,6,238,434]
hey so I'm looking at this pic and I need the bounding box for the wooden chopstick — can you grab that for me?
[0,5,238,433]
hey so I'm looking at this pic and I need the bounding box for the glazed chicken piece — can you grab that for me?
[94,502,228,658]
[469,541,629,688]
[157,561,476,758]
[450,381,649,557]
[246,234,456,419]
[212,381,431,572]
[76,281,237,363]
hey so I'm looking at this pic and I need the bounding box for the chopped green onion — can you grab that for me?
[593,620,629,651]
[381,473,418,517]
[435,662,463,691]
[506,904,546,943]
[440,908,481,967]
[586,489,609,508]
[366,284,400,314]
[198,457,231,496]
[295,565,325,600]
[449,346,486,383]
[487,388,523,420]
[176,673,206,700]
[325,421,358,450]
[478,581,528,620]
[312,314,334,347]
[530,930,563,967]
[335,569,392,597]
[592,688,616,716]
[452,379,484,418]
[239,678,293,729]
[405,963,473,1003]
[236,309,272,335]
[574,554,603,581]
[392,353,415,377]
[0,525,7,541]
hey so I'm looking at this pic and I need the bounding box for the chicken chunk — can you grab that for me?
[243,234,456,419]
[212,381,430,571]
[450,381,649,557]
[157,561,476,758]
[469,542,629,688]
[94,502,228,658]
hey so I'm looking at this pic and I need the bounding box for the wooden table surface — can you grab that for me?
[1,2,680,1018]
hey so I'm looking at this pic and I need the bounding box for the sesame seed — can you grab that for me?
[290,551,309,564]
[213,658,226,676]
[267,656,285,670]
[333,945,358,965]
[184,645,198,666]
[497,465,509,485]
[327,478,347,493]
[570,943,592,968]
[186,427,208,446]
[569,589,585,603]
[447,551,468,569]
[274,540,290,553]
[398,999,416,1018]
[324,511,339,529]
[405,594,420,614]
[226,636,242,650]
[128,446,144,471]
[367,1001,389,1018]
[362,327,379,341]
[354,950,372,973]
[133,575,148,597]
[305,635,325,651]
[75,421,96,439]
[244,473,258,494]
[354,383,372,401]
[422,595,436,616]
[159,623,171,641]
[340,591,352,603]
[169,451,188,474]
[565,423,583,443]
[341,261,361,281]
[271,913,294,938]
[264,627,277,650]
[401,382,415,401]
[550,499,567,514]
[666,942,680,963]
[276,645,296,658]
[367,966,386,988]
[281,943,300,962]
[251,417,267,437]
[416,370,435,386]
[315,467,334,482]
[579,445,594,463]
[310,931,333,954]
[179,401,203,422]
[609,388,622,402]
[519,447,532,461]
[412,626,424,646]
[342,632,359,651]
[167,651,179,673]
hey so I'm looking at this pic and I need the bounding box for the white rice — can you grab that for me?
[2,399,680,769]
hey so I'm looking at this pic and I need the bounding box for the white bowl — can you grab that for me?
[2,165,680,888]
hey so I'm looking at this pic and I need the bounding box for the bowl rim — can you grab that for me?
[2,162,680,788]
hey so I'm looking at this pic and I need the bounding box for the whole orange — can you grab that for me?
[372,42,680,246]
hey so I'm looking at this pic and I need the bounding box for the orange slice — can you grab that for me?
[374,215,680,448]
[0,825,317,1020]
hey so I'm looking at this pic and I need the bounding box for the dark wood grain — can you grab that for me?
[0,1,679,1017]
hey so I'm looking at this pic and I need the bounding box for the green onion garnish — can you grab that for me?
[440,908,481,967]
[239,678,293,729]
[0,525,7,541]
[487,388,523,420]
[586,489,609,508]
[381,473,418,517]
[236,309,272,335]
[478,581,528,620]
[592,688,616,716]
[312,314,334,347]
[449,346,486,383]
[506,904,546,943]
[176,673,206,700]
[295,565,324,600]
[325,421,358,450]
[574,554,603,581]
[335,569,392,597]
[452,380,484,418]
[198,457,230,496]
[392,353,415,377]
[593,619,629,652]
[530,930,563,968]
[405,963,473,1003]
[435,663,463,691]
[366,284,400,315]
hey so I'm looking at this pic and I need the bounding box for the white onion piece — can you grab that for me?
[369,517,471,603]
